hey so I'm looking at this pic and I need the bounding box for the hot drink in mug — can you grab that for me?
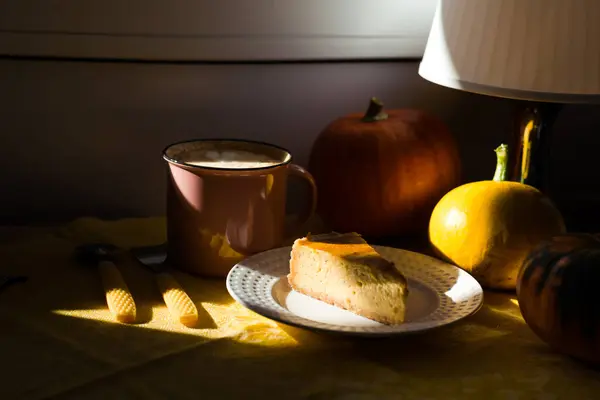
[163,139,317,277]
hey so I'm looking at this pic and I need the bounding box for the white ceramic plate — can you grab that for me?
[226,245,484,336]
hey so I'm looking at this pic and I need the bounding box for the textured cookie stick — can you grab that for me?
[98,260,137,323]
[155,272,198,327]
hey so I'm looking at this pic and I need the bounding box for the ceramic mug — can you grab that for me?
[163,139,317,277]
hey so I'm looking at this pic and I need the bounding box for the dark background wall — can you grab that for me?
[0,59,598,230]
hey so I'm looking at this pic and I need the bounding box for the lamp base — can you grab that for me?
[511,102,563,193]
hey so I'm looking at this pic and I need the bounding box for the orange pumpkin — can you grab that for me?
[517,233,600,364]
[308,98,461,237]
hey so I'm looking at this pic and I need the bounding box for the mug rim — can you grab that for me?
[162,138,293,171]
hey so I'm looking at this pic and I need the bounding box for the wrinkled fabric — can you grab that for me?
[0,217,599,400]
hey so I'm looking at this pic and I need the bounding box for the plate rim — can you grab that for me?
[226,245,484,337]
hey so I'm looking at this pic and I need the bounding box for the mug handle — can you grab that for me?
[286,163,318,235]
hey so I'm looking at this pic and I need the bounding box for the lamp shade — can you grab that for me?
[419,0,600,103]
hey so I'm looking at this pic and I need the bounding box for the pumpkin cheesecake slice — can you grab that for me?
[287,232,408,325]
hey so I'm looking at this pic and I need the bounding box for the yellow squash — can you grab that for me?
[428,144,566,290]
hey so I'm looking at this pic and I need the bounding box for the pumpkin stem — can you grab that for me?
[361,97,389,122]
[493,144,509,181]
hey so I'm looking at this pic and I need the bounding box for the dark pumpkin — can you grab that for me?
[516,233,600,364]
[308,98,461,237]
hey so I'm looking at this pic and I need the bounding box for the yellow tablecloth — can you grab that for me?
[1,217,599,400]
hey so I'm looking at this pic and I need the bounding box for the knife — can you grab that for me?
[131,244,199,327]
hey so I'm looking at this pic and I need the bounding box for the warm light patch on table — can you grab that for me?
[51,301,299,348]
